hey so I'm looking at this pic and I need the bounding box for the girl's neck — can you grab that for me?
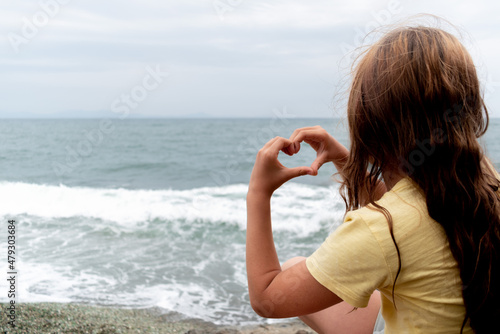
[383,170,405,191]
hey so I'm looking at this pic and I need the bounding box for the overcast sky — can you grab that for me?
[1,0,499,118]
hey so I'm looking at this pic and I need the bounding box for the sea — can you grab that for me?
[0,118,498,325]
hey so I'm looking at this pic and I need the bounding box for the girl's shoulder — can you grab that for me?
[349,177,426,225]
[346,177,436,247]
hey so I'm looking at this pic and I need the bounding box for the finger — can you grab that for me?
[310,154,328,175]
[261,136,282,150]
[289,125,322,135]
[285,166,314,179]
[288,126,323,138]
[269,136,293,154]
[260,137,293,159]
[281,145,292,156]
[282,141,300,155]
[288,126,322,143]
[292,129,326,146]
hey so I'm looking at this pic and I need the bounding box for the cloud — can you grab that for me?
[0,0,499,117]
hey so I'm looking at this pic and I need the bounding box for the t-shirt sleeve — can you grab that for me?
[306,211,391,308]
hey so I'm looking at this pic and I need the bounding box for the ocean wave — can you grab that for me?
[0,181,347,325]
[0,181,345,235]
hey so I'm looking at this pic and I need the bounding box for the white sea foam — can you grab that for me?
[0,258,258,324]
[0,181,346,325]
[3,261,78,304]
[138,282,252,324]
[0,181,344,235]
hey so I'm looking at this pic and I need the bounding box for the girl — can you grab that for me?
[246,25,500,333]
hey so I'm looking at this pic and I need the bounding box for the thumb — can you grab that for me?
[310,156,326,175]
[286,166,314,179]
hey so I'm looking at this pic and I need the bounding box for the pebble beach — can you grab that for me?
[0,303,313,334]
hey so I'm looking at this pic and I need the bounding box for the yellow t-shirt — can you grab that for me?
[306,177,472,333]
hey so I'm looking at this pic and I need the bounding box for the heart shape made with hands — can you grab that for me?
[279,141,319,174]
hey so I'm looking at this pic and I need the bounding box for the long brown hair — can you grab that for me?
[340,25,500,333]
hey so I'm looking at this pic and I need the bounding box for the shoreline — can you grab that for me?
[0,303,314,334]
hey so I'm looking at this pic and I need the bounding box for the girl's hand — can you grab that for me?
[284,126,349,175]
[248,137,313,197]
